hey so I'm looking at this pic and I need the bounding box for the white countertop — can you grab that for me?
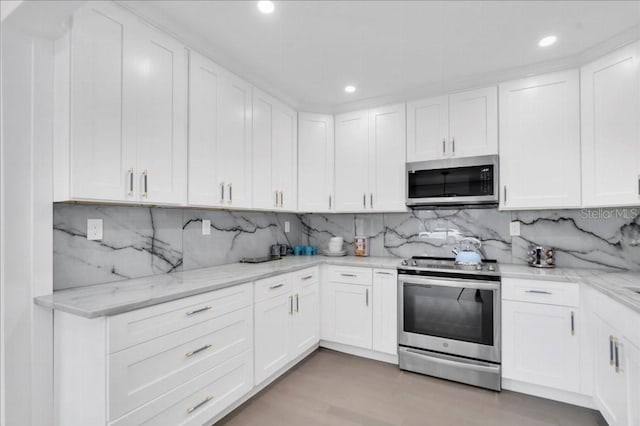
[35,256,640,319]
[34,256,401,318]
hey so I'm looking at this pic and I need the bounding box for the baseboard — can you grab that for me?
[502,378,595,409]
[208,344,319,425]
[319,340,398,365]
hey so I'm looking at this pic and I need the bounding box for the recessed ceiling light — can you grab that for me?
[538,35,557,47]
[257,1,275,14]
[344,85,356,94]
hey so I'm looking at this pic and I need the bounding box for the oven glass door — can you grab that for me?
[407,164,494,199]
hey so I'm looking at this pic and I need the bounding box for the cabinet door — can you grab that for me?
[592,313,628,426]
[133,24,187,205]
[298,113,334,212]
[334,110,369,212]
[323,282,372,349]
[254,293,292,385]
[188,52,223,207]
[406,95,448,162]
[499,70,581,209]
[291,275,320,356]
[251,89,275,209]
[218,75,252,208]
[502,301,580,392]
[581,41,640,207]
[70,3,136,202]
[372,269,397,355]
[368,104,406,212]
[449,86,498,158]
[624,338,640,426]
[273,104,297,210]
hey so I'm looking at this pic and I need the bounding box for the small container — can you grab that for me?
[527,244,555,268]
[270,244,281,257]
[294,245,303,256]
[354,236,369,257]
[304,246,314,256]
[279,244,289,256]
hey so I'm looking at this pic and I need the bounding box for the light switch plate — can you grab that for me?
[202,220,211,235]
[87,219,103,241]
[509,221,521,237]
[284,221,290,233]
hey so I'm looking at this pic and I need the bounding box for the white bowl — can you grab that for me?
[329,237,344,244]
[328,245,343,252]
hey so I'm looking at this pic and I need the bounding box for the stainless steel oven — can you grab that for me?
[397,258,501,390]
[406,155,499,208]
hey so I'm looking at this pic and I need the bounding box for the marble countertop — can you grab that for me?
[34,256,402,318]
[35,256,640,319]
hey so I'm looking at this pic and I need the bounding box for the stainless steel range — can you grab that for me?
[397,256,501,391]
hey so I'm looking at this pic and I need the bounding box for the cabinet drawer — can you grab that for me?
[108,283,252,353]
[327,265,372,285]
[255,274,292,303]
[110,350,253,426]
[108,306,252,420]
[502,278,579,307]
[293,267,319,287]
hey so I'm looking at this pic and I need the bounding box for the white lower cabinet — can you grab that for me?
[502,279,582,395]
[254,268,320,385]
[322,266,373,349]
[586,287,640,426]
[372,269,398,355]
[54,283,254,426]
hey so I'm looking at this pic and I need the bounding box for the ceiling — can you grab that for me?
[123,1,640,112]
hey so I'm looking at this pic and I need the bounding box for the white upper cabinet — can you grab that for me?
[581,41,640,207]
[272,103,297,210]
[252,89,297,210]
[499,70,581,210]
[368,104,406,212]
[406,86,497,162]
[334,110,370,211]
[64,2,136,202]
[298,113,334,212]
[406,95,448,161]
[335,104,406,212]
[132,23,187,205]
[188,52,222,207]
[57,2,187,205]
[448,86,498,158]
[217,74,253,208]
[252,89,275,209]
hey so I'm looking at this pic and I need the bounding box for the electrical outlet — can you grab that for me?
[509,221,521,237]
[284,221,290,233]
[202,219,211,235]
[87,219,103,241]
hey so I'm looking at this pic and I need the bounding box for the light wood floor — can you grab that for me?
[218,349,606,426]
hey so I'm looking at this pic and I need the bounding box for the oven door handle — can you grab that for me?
[399,275,500,291]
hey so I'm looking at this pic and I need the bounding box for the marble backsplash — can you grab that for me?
[53,204,304,290]
[53,204,640,290]
[301,208,640,271]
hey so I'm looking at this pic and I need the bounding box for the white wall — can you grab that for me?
[0,20,54,426]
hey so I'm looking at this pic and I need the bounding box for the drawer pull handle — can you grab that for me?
[301,275,313,280]
[186,395,213,414]
[186,306,212,316]
[269,283,284,290]
[376,271,394,275]
[186,344,212,358]
[525,290,552,295]
[340,273,357,277]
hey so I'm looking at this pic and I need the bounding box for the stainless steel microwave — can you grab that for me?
[406,155,499,208]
